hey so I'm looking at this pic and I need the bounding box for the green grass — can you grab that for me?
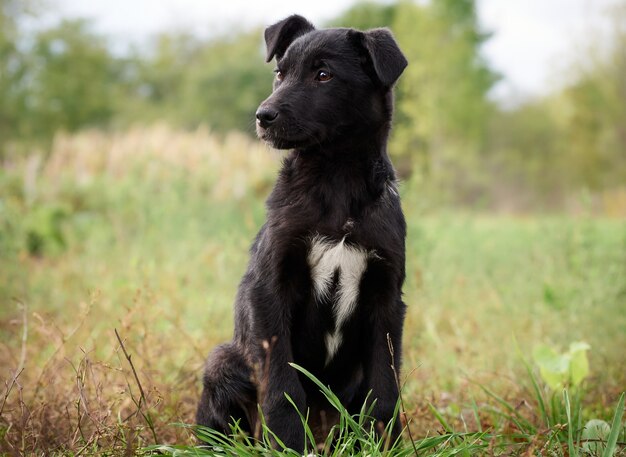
[144,367,626,456]
[147,364,495,457]
[0,127,624,454]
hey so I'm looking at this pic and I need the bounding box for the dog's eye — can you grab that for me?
[315,70,333,82]
[274,70,284,81]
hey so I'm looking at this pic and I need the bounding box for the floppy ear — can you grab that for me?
[350,28,407,87]
[264,15,315,62]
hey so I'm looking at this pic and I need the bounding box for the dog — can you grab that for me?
[196,14,408,452]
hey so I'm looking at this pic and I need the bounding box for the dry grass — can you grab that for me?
[30,123,279,200]
[1,125,625,455]
[0,295,200,455]
[1,125,275,455]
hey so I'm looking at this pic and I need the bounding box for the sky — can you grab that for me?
[50,0,618,105]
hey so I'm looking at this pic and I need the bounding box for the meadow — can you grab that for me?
[0,125,625,455]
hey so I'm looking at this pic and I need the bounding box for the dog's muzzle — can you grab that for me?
[255,106,279,129]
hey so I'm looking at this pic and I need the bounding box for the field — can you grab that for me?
[1,125,625,455]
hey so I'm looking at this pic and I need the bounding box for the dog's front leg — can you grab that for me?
[252,243,310,452]
[365,297,406,439]
[259,332,307,451]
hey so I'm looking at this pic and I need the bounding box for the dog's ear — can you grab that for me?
[349,28,407,87]
[264,15,315,62]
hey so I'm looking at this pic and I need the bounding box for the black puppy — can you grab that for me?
[197,15,408,452]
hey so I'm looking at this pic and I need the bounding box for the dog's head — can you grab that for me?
[256,15,407,150]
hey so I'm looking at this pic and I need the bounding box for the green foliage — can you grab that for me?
[557,4,626,193]
[481,350,625,457]
[115,32,271,132]
[0,0,31,147]
[482,4,626,208]
[532,341,590,391]
[333,1,497,181]
[144,362,625,456]
[147,363,492,456]
[1,129,625,454]
[582,419,611,455]
[602,392,625,457]
[25,19,118,139]
[24,203,69,256]
[2,0,626,209]
[328,1,396,29]
[178,31,272,132]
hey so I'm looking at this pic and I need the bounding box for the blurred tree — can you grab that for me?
[483,2,626,208]
[116,30,271,134]
[179,30,272,134]
[391,0,497,181]
[115,32,198,124]
[333,0,497,186]
[329,1,396,29]
[2,0,623,210]
[559,6,626,191]
[485,100,567,209]
[0,0,31,149]
[25,19,117,139]
[141,34,196,105]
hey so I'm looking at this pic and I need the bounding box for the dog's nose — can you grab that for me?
[255,107,279,127]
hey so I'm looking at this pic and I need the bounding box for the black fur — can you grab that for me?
[197,15,408,452]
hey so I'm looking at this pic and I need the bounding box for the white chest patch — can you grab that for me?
[307,235,372,364]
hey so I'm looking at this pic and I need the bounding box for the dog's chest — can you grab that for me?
[307,235,372,364]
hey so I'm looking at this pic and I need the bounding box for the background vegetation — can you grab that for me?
[3,0,626,210]
[0,0,625,455]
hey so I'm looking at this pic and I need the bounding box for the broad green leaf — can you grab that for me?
[569,342,590,388]
[533,342,591,390]
[582,419,610,455]
[533,344,568,390]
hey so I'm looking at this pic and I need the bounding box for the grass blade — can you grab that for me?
[428,402,454,433]
[284,393,317,454]
[476,382,536,433]
[519,347,550,428]
[564,389,578,457]
[289,363,364,435]
[470,397,483,433]
[602,392,625,457]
